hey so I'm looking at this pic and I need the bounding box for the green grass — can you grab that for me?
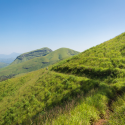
[29,85,110,125]
[0,69,99,125]
[107,94,125,125]
[1,32,125,124]
[0,66,124,125]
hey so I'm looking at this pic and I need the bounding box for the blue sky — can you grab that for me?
[0,0,125,54]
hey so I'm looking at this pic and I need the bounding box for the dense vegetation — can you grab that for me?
[0,48,79,81]
[0,32,125,125]
[0,68,106,125]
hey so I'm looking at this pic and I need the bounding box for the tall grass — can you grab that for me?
[108,93,125,125]
[22,87,109,125]
[1,32,125,125]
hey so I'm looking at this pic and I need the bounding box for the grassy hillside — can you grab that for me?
[79,32,125,58]
[11,47,52,65]
[1,32,125,125]
[0,68,105,125]
[45,47,79,62]
[51,33,125,72]
[0,48,79,81]
[0,62,8,68]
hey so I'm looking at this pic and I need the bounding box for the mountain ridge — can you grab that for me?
[0,47,79,81]
[11,47,52,65]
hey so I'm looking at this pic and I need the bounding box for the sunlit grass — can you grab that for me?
[1,32,125,124]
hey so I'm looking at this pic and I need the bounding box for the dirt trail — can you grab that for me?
[94,110,110,125]
[94,119,107,125]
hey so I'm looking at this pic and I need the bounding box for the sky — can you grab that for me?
[0,0,125,54]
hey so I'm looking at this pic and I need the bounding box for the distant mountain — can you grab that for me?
[0,58,15,64]
[0,47,79,80]
[0,52,21,59]
[11,47,52,65]
[0,62,8,68]
[0,52,21,65]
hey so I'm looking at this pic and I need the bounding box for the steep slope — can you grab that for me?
[52,32,125,72]
[82,32,125,58]
[11,47,52,65]
[1,33,125,125]
[0,48,79,81]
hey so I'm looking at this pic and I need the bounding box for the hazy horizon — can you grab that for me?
[0,52,21,55]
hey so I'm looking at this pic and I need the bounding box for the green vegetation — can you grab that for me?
[108,93,125,125]
[11,47,52,65]
[1,32,125,124]
[0,68,106,125]
[0,48,79,81]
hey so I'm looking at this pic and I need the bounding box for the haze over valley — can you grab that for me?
[0,53,21,68]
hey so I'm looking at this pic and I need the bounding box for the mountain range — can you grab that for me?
[0,52,21,59]
[0,52,21,68]
[0,47,79,81]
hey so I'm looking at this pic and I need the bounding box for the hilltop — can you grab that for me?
[11,47,52,65]
[0,32,125,125]
[44,47,79,62]
[0,48,79,81]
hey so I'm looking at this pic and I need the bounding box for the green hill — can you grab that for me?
[45,47,79,61]
[11,47,52,65]
[1,33,125,125]
[0,48,79,81]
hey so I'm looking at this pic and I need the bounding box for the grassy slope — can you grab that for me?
[0,68,105,125]
[0,33,125,124]
[11,47,52,65]
[45,47,79,62]
[0,48,79,80]
[50,32,125,124]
